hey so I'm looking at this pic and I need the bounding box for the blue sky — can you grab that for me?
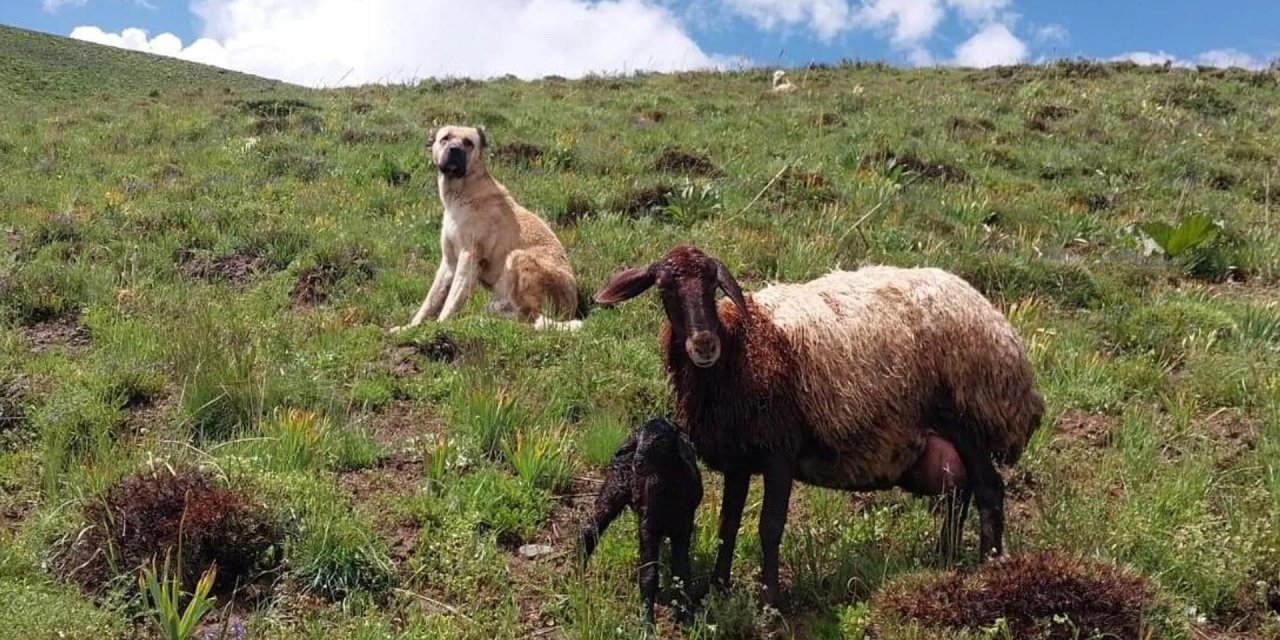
[1,1,1276,86]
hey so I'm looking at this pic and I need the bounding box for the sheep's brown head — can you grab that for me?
[594,245,747,368]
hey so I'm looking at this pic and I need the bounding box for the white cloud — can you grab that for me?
[43,0,88,12]
[943,0,1010,23]
[721,0,852,41]
[1112,48,1267,70]
[854,0,945,44]
[952,22,1027,67]
[1034,23,1067,44]
[1196,48,1264,70]
[69,0,719,86]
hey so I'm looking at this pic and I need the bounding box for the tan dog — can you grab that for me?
[392,125,582,333]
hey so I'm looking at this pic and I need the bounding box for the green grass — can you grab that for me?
[2,27,1280,639]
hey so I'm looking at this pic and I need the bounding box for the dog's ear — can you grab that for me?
[474,125,487,149]
[713,259,748,313]
[594,264,656,306]
[426,129,437,148]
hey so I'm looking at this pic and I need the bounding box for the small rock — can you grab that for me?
[518,543,555,560]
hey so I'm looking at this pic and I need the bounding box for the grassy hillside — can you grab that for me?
[2,30,1280,640]
[0,25,288,102]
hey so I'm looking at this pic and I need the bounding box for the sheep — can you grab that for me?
[578,417,703,627]
[594,245,1045,608]
[771,69,796,93]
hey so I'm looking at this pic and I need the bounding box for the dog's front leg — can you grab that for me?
[392,259,454,333]
[436,250,479,321]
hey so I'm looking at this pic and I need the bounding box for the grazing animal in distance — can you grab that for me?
[578,417,703,627]
[391,124,582,333]
[771,69,796,93]
[594,245,1044,607]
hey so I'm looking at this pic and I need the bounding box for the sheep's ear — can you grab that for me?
[714,260,748,312]
[594,265,655,306]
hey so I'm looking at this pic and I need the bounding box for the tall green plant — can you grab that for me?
[139,554,218,640]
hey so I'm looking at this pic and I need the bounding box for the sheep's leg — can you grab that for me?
[671,527,695,623]
[712,471,750,591]
[952,435,1004,558]
[759,454,793,609]
[936,486,972,562]
[637,521,661,629]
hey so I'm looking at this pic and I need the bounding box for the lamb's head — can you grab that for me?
[594,245,747,368]
[772,70,787,86]
[633,417,696,476]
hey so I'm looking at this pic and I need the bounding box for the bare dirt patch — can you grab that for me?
[508,474,603,635]
[947,115,995,139]
[609,184,674,219]
[654,147,721,177]
[1201,409,1258,466]
[23,316,89,353]
[338,453,424,566]
[875,550,1154,639]
[491,141,544,165]
[860,148,968,183]
[1053,409,1117,447]
[362,401,446,452]
[179,248,273,286]
[1003,467,1042,525]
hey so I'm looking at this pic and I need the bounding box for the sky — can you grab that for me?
[1,1,1277,87]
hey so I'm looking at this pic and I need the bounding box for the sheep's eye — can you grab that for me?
[463,139,475,149]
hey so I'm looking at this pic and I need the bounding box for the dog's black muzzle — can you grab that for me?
[437,147,468,178]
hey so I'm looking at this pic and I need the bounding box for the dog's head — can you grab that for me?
[428,124,487,179]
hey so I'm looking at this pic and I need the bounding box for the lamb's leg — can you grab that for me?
[951,434,1004,558]
[936,486,972,561]
[578,490,629,568]
[712,471,750,591]
[637,520,661,629]
[759,454,793,608]
[671,526,695,623]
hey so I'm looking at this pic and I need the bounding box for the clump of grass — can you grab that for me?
[505,427,574,493]
[578,412,630,468]
[0,260,93,325]
[453,385,528,460]
[1107,296,1236,365]
[445,468,552,546]
[52,463,282,596]
[291,507,393,600]
[257,407,332,471]
[952,254,1101,309]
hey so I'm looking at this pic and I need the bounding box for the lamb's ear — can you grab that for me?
[594,265,655,306]
[474,125,487,149]
[714,259,747,312]
[676,435,698,472]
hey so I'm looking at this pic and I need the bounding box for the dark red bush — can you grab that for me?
[54,464,282,595]
[875,551,1154,639]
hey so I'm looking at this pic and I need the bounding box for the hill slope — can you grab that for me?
[0,24,290,101]
[2,29,1280,640]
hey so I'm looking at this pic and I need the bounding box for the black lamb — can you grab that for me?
[578,416,703,626]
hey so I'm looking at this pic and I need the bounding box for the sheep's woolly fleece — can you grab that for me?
[680,266,1041,487]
